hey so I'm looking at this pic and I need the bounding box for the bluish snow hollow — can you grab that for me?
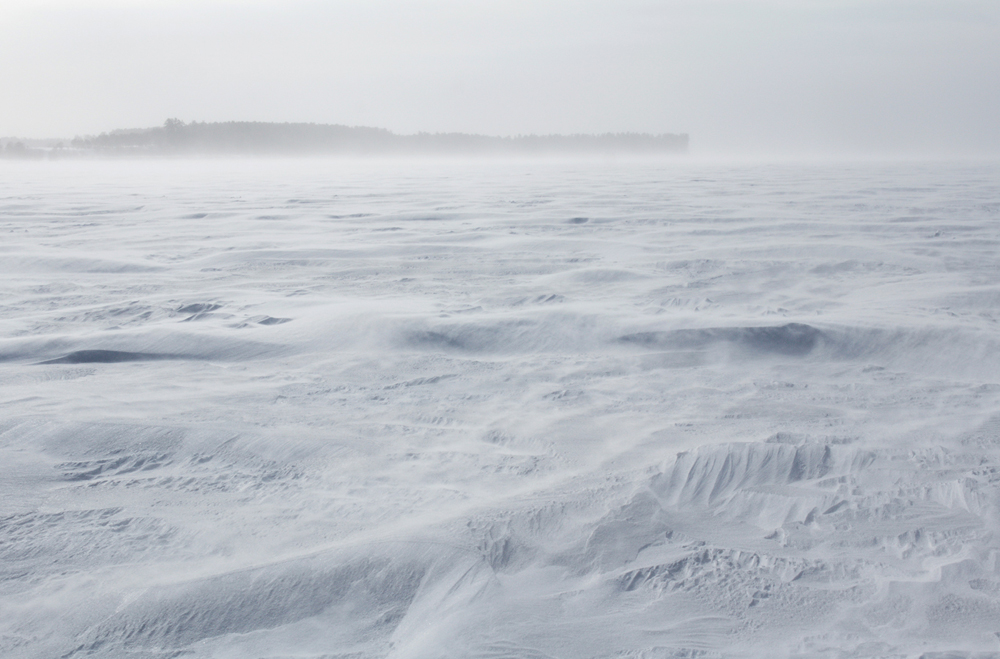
[2,158,1000,659]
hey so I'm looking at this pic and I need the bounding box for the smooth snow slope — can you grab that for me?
[1,158,1000,659]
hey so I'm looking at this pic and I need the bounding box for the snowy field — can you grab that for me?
[2,158,1000,659]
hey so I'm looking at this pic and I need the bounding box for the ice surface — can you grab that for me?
[2,158,1000,658]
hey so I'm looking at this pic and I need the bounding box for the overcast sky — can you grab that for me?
[3,0,999,156]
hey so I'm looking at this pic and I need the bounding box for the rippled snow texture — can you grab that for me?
[2,158,1000,659]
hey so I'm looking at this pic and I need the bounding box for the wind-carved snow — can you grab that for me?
[1,159,999,658]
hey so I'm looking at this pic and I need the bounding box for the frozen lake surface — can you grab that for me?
[2,158,1000,658]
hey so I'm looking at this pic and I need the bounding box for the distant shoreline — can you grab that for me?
[0,119,688,159]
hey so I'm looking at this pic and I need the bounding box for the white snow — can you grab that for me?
[2,157,1000,658]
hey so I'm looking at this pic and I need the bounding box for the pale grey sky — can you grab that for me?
[3,0,999,155]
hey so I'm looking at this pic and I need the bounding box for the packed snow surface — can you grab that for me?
[2,158,1000,659]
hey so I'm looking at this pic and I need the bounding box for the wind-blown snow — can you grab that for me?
[2,158,1000,658]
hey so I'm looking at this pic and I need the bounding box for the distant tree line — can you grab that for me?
[0,137,66,159]
[61,120,688,156]
[0,139,44,159]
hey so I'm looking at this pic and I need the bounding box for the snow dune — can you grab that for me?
[1,158,999,658]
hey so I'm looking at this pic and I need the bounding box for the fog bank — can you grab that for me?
[2,0,998,157]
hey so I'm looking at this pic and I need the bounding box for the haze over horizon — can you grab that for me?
[3,0,999,158]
